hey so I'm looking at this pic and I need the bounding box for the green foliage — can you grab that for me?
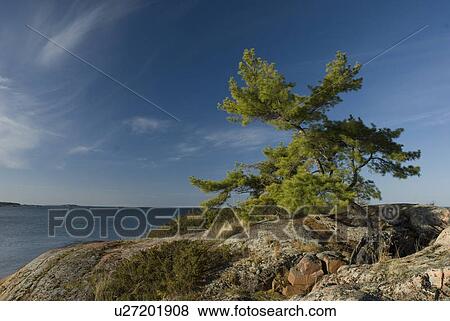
[95,240,232,300]
[190,49,420,213]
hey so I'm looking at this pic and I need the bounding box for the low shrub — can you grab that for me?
[95,240,232,300]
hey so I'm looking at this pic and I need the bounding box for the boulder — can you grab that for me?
[288,269,324,288]
[435,226,450,246]
[349,206,450,264]
[282,284,307,297]
[350,232,388,264]
[316,251,347,273]
[296,227,450,301]
[286,254,324,293]
[292,254,323,275]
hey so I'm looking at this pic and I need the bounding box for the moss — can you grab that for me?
[95,240,232,300]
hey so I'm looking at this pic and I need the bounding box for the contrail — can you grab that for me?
[26,24,181,122]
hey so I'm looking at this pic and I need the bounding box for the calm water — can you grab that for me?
[0,206,192,278]
[0,206,123,279]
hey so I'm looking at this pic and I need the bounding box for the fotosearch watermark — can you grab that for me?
[48,205,401,242]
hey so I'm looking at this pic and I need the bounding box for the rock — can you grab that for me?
[443,268,450,296]
[295,284,382,301]
[435,226,450,246]
[288,269,324,288]
[292,254,323,275]
[317,251,347,273]
[426,269,443,288]
[349,205,450,264]
[350,232,387,264]
[282,284,307,297]
[286,254,324,292]
[296,227,450,301]
[407,206,450,237]
[422,267,450,298]
[0,240,163,300]
[0,204,448,301]
[327,259,346,274]
[201,235,303,300]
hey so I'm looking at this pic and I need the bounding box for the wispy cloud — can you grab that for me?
[126,116,169,134]
[169,126,290,161]
[67,145,99,155]
[167,142,201,161]
[0,78,42,168]
[66,124,124,157]
[387,108,450,127]
[204,127,288,149]
[38,7,101,65]
[0,116,40,168]
[0,75,10,84]
[0,76,10,90]
[36,1,143,66]
[177,143,201,154]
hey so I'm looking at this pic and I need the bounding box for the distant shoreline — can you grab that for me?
[0,202,21,207]
[0,203,93,208]
[0,201,448,209]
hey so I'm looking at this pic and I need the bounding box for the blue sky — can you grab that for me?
[0,0,449,206]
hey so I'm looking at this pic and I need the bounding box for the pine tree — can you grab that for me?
[190,49,420,214]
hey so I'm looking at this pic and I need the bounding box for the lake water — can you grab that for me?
[0,205,165,279]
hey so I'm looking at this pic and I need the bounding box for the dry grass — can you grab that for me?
[291,239,323,253]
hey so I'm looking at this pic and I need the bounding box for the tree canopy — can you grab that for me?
[190,49,420,213]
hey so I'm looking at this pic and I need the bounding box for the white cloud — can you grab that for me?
[126,116,168,134]
[0,76,10,84]
[67,145,98,155]
[38,7,103,65]
[386,108,450,127]
[0,116,40,168]
[0,76,10,90]
[169,126,289,161]
[177,143,201,154]
[36,1,143,66]
[167,156,182,162]
[167,143,201,161]
[0,77,45,169]
[66,126,122,157]
[204,127,288,149]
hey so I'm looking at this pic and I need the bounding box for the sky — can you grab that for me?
[0,0,449,206]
